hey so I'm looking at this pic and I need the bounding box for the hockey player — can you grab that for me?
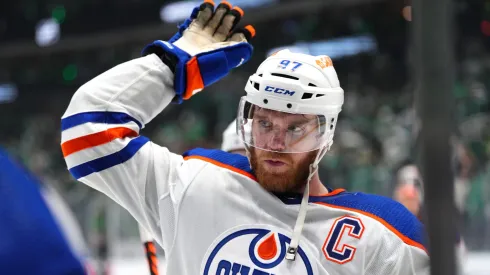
[61,1,429,274]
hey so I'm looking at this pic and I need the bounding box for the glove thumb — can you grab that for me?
[194,42,253,88]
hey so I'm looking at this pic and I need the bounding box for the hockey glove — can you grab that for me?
[142,0,255,103]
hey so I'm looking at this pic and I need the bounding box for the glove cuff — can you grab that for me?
[142,40,194,104]
[142,40,253,105]
[142,42,179,73]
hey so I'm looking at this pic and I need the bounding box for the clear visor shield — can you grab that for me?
[237,98,330,153]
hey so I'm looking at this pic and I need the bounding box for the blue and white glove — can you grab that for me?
[143,0,255,103]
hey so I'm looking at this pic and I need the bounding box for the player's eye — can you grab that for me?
[288,125,306,136]
[258,120,272,129]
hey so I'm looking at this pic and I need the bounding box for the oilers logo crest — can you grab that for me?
[201,226,314,275]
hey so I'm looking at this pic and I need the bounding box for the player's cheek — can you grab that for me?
[291,152,307,166]
[253,132,271,149]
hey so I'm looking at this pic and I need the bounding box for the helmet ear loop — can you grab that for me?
[312,119,331,153]
[311,145,329,172]
[242,101,257,168]
[237,120,252,166]
[244,144,253,169]
[309,123,332,180]
[314,115,331,152]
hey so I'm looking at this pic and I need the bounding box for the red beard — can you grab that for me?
[249,147,318,193]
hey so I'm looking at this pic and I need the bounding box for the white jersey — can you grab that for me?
[61,54,429,275]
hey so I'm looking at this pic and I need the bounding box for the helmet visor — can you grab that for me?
[237,97,330,153]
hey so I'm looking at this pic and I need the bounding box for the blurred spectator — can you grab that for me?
[393,162,423,217]
[221,119,247,156]
[451,138,474,215]
[392,160,469,268]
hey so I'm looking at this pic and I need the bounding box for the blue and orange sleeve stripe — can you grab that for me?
[68,136,149,179]
[62,127,138,157]
[61,111,142,131]
[61,111,148,179]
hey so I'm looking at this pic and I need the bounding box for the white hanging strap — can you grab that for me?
[285,168,311,261]
[285,146,329,261]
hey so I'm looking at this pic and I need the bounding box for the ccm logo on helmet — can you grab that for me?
[264,86,295,96]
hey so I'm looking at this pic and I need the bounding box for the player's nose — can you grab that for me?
[266,130,287,152]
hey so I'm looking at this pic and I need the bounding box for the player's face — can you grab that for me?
[249,108,319,193]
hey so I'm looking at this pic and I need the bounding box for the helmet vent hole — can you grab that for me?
[301,93,313,99]
[331,118,335,123]
[271,73,299,80]
[254,82,260,91]
[263,99,268,104]
[330,124,334,130]
[287,103,292,108]
[316,94,325,97]
[308,83,317,87]
[258,74,263,77]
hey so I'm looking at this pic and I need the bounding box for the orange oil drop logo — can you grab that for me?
[257,233,278,261]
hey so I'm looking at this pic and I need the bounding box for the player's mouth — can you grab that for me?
[264,159,287,167]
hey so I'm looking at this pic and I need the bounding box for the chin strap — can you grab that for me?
[285,146,329,261]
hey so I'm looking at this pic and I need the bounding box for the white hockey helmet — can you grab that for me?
[237,49,344,153]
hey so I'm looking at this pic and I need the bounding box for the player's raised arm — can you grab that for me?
[60,0,254,246]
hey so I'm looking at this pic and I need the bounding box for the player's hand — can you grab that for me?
[143,0,255,103]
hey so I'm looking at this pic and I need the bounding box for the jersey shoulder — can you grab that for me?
[311,191,427,251]
[182,148,256,181]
